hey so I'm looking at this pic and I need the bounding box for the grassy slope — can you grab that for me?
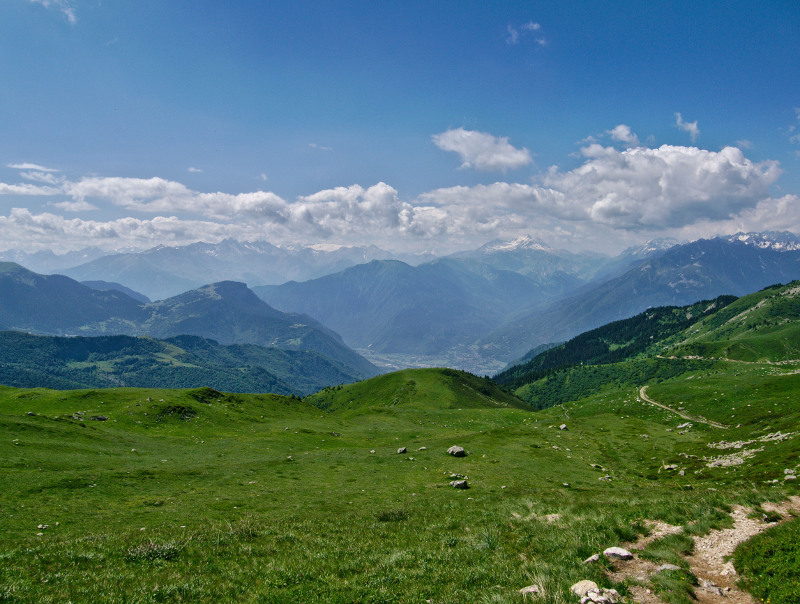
[2,285,800,602]
[2,363,798,603]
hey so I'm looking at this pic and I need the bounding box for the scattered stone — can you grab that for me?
[662,464,678,470]
[657,563,681,572]
[603,546,633,560]
[570,580,598,597]
[583,553,600,564]
[449,479,469,489]
[369,450,376,454]
[26,411,35,416]
[447,445,466,457]
[397,447,407,454]
[418,446,427,450]
[677,422,692,429]
[699,578,723,596]
[598,475,612,481]
[518,584,541,598]
[785,468,796,474]
[581,588,621,603]
[37,524,48,530]
[785,474,797,481]
[563,483,570,488]
[679,470,685,476]
[89,415,108,421]
[559,424,568,430]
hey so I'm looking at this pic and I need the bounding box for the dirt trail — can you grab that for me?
[609,497,800,604]
[638,386,729,429]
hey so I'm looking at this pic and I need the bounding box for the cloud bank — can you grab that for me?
[0,137,792,254]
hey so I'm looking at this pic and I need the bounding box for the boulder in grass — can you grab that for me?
[570,580,598,597]
[603,546,633,560]
[397,447,407,454]
[447,445,466,457]
[449,479,469,489]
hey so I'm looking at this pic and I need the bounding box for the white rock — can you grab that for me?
[603,546,633,560]
[583,553,600,563]
[447,445,466,457]
[570,580,599,597]
[519,584,540,598]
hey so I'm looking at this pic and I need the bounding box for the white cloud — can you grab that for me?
[187,167,203,173]
[0,208,250,252]
[51,200,98,212]
[506,25,520,44]
[0,141,790,254]
[607,124,640,147]
[507,21,546,45]
[309,143,333,151]
[20,171,63,184]
[432,128,533,172]
[28,0,76,24]
[0,182,59,195]
[675,112,700,142]
[8,162,59,172]
[419,144,781,233]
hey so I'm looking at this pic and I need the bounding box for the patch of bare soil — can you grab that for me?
[606,497,800,604]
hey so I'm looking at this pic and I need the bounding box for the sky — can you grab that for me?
[1,0,799,255]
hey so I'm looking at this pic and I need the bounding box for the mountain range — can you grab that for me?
[55,239,433,300]
[482,235,800,363]
[0,262,378,382]
[2,231,800,376]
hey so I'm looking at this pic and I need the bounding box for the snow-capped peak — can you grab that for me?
[724,231,800,251]
[479,235,552,253]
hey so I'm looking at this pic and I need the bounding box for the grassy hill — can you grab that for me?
[2,285,800,602]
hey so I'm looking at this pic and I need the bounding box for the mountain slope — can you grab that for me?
[0,262,145,332]
[139,281,378,378]
[497,279,800,410]
[494,294,737,389]
[483,237,800,362]
[0,331,366,395]
[0,264,378,381]
[255,257,574,357]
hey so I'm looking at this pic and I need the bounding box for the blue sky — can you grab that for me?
[1,0,799,254]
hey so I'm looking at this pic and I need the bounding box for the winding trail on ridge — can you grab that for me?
[638,386,729,429]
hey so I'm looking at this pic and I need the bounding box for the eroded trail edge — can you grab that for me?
[638,385,729,429]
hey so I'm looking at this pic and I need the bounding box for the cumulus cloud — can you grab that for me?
[0,140,790,254]
[433,128,533,172]
[420,144,781,232]
[607,124,640,147]
[675,112,700,142]
[0,208,249,252]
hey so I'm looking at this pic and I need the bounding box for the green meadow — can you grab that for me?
[3,282,800,602]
